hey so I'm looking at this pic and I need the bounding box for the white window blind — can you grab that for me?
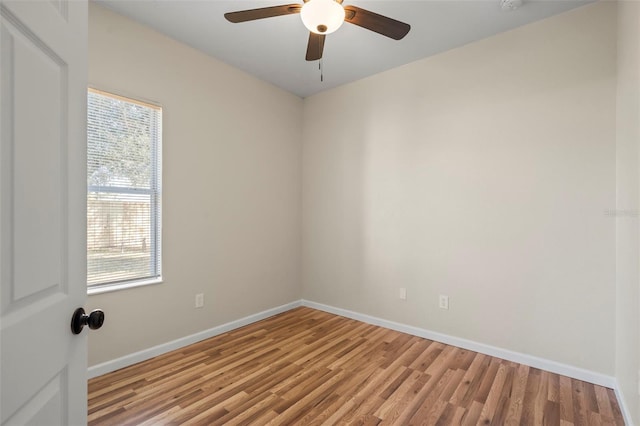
[87,88,162,288]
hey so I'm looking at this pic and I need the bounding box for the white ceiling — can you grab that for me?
[96,0,595,98]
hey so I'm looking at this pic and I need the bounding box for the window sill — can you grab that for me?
[87,277,163,296]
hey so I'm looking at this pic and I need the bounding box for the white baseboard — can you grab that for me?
[87,300,302,379]
[301,300,617,389]
[614,381,636,426]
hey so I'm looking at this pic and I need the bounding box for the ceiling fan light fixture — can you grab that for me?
[500,0,523,11]
[300,0,345,35]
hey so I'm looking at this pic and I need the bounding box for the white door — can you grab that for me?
[1,1,88,425]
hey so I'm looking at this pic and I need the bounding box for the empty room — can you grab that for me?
[1,0,638,425]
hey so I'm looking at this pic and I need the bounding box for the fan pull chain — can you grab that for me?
[319,58,324,82]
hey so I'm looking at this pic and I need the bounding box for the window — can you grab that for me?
[87,88,162,291]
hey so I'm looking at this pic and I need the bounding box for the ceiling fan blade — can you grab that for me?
[306,32,325,61]
[224,4,301,23]
[343,6,410,40]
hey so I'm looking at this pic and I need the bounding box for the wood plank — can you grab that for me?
[461,400,483,426]
[477,362,509,425]
[504,363,529,425]
[559,375,575,424]
[572,378,590,425]
[607,388,626,426]
[521,367,541,424]
[594,385,614,420]
[489,364,513,426]
[448,353,488,406]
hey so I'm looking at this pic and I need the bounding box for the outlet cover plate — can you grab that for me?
[399,288,407,300]
[439,295,449,310]
[195,293,204,308]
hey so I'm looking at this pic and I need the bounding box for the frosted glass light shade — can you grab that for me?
[300,0,345,35]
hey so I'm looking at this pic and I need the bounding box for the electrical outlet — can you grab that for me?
[195,293,204,308]
[439,295,449,310]
[399,288,407,300]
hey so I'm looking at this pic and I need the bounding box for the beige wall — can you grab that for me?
[302,2,617,375]
[616,1,640,423]
[87,4,303,366]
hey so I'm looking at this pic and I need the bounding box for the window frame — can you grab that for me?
[86,88,163,295]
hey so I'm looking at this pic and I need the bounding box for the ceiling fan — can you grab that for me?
[224,0,411,61]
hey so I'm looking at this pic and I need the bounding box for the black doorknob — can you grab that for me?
[71,308,105,335]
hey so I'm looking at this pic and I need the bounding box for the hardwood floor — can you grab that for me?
[88,307,625,425]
